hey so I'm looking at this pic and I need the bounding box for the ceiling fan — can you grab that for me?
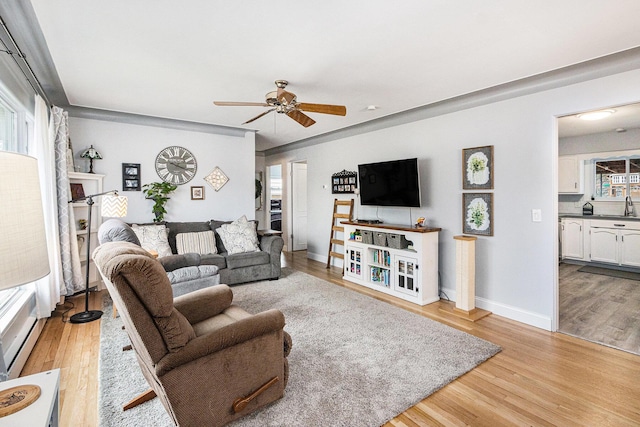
[213,80,346,127]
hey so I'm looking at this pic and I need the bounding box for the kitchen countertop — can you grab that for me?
[559,213,640,221]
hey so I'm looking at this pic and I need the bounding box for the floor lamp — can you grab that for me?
[0,152,50,412]
[68,191,127,324]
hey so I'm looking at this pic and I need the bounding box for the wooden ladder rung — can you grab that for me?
[327,198,354,269]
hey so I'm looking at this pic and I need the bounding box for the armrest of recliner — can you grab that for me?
[173,285,233,324]
[156,309,285,376]
[159,253,201,272]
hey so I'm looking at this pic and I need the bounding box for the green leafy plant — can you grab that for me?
[470,157,486,172]
[142,181,177,222]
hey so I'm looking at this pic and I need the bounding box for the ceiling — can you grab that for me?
[27,1,640,151]
[558,103,640,138]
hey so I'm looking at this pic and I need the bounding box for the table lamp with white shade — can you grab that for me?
[67,190,127,324]
[0,151,49,414]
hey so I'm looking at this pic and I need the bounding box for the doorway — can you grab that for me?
[291,161,308,251]
[267,165,282,231]
[557,102,640,355]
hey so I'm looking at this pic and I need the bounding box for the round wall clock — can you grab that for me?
[155,146,197,185]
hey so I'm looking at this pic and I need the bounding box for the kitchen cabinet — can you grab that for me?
[619,229,640,267]
[590,227,618,264]
[561,218,584,260]
[589,220,640,267]
[558,156,584,194]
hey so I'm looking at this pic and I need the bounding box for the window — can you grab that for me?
[594,156,640,200]
[0,82,32,313]
[0,97,16,152]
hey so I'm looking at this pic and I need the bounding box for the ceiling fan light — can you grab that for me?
[576,109,615,121]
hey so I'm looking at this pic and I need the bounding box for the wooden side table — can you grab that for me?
[0,369,60,427]
[257,229,283,237]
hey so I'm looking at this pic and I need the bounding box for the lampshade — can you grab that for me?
[0,152,50,290]
[101,193,128,217]
[81,145,102,160]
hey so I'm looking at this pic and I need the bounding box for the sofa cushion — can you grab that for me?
[210,218,258,254]
[132,224,172,257]
[176,230,217,255]
[165,222,211,254]
[225,251,270,270]
[216,215,260,255]
[166,265,219,284]
[200,254,226,269]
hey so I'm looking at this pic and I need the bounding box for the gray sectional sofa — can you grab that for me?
[98,219,284,295]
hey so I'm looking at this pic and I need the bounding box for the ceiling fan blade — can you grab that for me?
[242,108,276,125]
[214,101,270,107]
[287,110,316,127]
[277,88,296,105]
[297,103,347,116]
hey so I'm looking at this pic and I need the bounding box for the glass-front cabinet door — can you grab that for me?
[394,255,418,296]
[345,245,364,280]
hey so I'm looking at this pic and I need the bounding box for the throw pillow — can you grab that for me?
[131,224,173,258]
[217,215,260,255]
[176,230,217,255]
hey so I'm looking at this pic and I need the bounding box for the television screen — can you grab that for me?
[358,158,421,207]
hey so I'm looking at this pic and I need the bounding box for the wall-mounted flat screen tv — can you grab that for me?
[358,158,421,207]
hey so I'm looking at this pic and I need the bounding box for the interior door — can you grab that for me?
[292,162,307,251]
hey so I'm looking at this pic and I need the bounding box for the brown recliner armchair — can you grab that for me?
[93,241,291,426]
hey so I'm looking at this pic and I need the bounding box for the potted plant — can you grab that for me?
[142,181,177,222]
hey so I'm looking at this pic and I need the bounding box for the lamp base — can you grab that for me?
[69,310,103,324]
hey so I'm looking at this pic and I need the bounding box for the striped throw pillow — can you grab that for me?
[176,230,218,255]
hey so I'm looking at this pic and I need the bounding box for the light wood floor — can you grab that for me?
[21,252,640,426]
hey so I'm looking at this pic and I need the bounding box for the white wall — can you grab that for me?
[69,117,256,223]
[266,68,640,330]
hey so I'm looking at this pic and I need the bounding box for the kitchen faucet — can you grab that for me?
[624,195,635,216]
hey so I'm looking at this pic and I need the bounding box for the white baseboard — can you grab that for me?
[307,251,345,268]
[9,318,45,379]
[442,287,552,331]
[306,251,324,263]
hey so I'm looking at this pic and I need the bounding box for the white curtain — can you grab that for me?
[30,96,62,317]
[50,106,84,295]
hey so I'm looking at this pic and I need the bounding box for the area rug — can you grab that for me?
[578,265,640,281]
[98,268,500,427]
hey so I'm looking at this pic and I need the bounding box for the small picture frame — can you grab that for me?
[70,183,85,200]
[463,193,493,236]
[191,186,204,200]
[462,145,494,190]
[331,170,358,194]
[122,163,141,191]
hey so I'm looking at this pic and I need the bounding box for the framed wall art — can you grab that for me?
[191,186,204,200]
[463,193,493,236]
[332,170,357,194]
[462,145,493,190]
[122,163,141,191]
[70,183,85,200]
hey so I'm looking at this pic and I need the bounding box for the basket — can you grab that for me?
[387,233,411,249]
[373,231,388,247]
[361,230,373,245]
